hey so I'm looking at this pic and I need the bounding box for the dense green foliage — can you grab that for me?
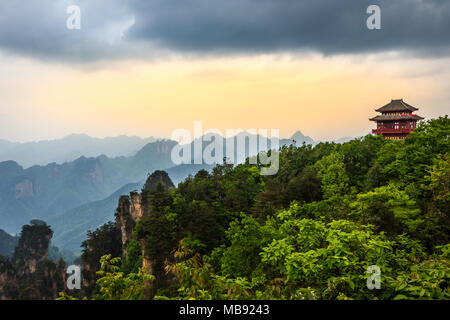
[85,117,449,300]
[80,222,122,297]
[12,223,53,267]
[94,255,153,300]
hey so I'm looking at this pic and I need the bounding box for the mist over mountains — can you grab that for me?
[0,140,177,234]
[0,134,157,168]
[0,131,319,253]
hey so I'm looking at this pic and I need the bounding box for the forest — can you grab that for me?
[65,116,449,300]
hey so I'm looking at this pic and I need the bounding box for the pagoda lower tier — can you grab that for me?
[372,126,414,140]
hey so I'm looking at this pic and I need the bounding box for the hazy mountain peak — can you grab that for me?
[143,170,175,192]
[290,131,315,145]
[290,130,304,138]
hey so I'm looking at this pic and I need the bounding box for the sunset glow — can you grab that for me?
[1,52,449,142]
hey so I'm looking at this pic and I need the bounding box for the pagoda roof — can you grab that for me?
[375,99,419,112]
[369,114,424,121]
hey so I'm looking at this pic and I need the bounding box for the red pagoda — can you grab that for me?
[370,99,424,140]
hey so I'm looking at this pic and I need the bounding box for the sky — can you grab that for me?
[0,0,449,142]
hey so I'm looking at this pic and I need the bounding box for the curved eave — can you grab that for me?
[375,106,419,113]
[370,115,424,121]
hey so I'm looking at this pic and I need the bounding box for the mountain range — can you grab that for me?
[0,139,178,234]
[0,134,157,168]
[0,131,317,254]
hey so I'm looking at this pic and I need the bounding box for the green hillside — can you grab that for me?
[77,117,449,300]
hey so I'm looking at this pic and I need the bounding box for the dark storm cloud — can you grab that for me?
[0,0,135,61]
[0,0,449,61]
[127,0,450,55]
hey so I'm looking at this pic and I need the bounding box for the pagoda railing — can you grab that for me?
[372,128,414,134]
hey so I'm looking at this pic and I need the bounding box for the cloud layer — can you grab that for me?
[0,0,449,62]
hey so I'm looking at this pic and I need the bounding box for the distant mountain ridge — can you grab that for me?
[0,134,157,168]
[332,136,362,144]
[0,130,317,253]
[0,131,319,168]
[0,139,178,234]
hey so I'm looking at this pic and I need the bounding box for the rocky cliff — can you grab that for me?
[115,171,175,273]
[0,221,66,300]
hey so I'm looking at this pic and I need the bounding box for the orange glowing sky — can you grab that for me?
[1,51,449,142]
